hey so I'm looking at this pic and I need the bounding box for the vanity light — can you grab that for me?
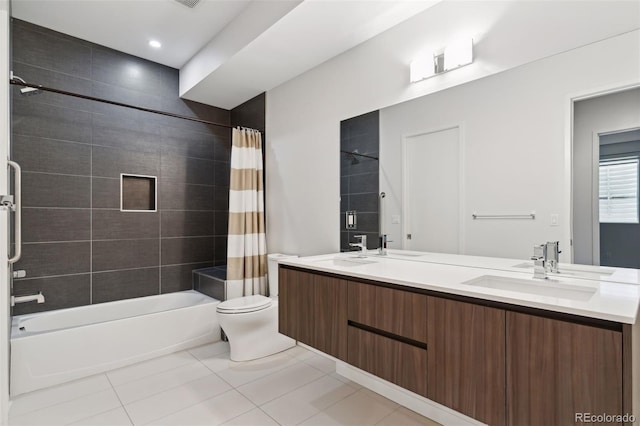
[444,38,473,71]
[149,40,162,49]
[410,38,473,83]
[409,53,436,83]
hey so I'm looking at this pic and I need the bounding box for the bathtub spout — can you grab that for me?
[11,292,45,307]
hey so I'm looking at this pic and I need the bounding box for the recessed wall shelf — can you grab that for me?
[121,174,157,212]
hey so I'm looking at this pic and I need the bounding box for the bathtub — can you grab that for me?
[10,290,220,396]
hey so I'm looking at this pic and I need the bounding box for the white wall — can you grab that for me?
[573,88,640,265]
[265,1,640,257]
[379,38,640,261]
[1,0,10,421]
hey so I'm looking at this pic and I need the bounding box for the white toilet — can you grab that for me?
[216,254,296,362]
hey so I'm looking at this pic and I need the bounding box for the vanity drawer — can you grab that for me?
[347,281,428,343]
[347,325,427,397]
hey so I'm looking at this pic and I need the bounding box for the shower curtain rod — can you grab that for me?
[9,79,263,133]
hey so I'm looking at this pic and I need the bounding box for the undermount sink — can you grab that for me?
[512,262,615,276]
[463,275,597,301]
[314,256,378,267]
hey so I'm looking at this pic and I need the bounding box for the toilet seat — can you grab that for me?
[216,295,272,314]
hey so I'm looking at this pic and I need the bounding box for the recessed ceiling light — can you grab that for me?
[149,40,162,49]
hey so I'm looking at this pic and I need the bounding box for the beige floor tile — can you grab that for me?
[9,389,121,426]
[300,388,397,426]
[124,373,232,424]
[298,411,343,426]
[199,349,233,373]
[222,408,279,426]
[376,407,442,426]
[328,372,363,390]
[237,361,325,406]
[69,407,133,426]
[149,390,255,426]
[303,354,336,374]
[114,361,212,404]
[260,375,358,425]
[215,351,299,388]
[188,341,230,361]
[283,345,316,361]
[107,351,197,387]
[9,374,111,418]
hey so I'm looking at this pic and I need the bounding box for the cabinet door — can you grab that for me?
[427,297,506,426]
[278,266,305,339]
[278,267,347,360]
[310,272,348,360]
[347,326,427,396]
[348,282,427,343]
[506,312,623,426]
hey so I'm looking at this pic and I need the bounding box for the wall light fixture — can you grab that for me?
[410,38,473,83]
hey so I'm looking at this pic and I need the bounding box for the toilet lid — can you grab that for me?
[216,295,272,314]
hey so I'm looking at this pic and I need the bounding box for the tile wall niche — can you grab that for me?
[340,111,380,251]
[10,19,264,314]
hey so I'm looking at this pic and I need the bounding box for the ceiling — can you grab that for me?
[11,0,440,109]
[11,0,640,110]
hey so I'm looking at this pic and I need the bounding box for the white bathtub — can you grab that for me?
[10,290,220,396]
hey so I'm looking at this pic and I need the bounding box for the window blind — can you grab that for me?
[599,157,639,223]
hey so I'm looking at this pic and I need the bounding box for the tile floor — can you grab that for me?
[8,343,440,426]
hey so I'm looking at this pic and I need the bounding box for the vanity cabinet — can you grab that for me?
[506,312,623,426]
[278,267,348,360]
[278,265,629,426]
[427,297,506,426]
[347,282,428,342]
[347,282,428,396]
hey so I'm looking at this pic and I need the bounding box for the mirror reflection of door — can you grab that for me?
[403,126,460,253]
[598,129,640,268]
[573,87,640,267]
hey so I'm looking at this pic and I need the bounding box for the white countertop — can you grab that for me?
[279,251,640,324]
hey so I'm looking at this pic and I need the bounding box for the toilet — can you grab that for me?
[216,254,296,362]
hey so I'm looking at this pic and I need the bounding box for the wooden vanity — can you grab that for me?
[279,264,634,426]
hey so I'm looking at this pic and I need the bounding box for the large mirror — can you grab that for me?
[340,41,640,265]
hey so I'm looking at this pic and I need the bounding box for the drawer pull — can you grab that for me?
[348,320,428,350]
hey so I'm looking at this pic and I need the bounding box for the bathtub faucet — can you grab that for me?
[11,292,45,307]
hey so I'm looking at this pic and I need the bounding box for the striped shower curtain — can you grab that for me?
[226,128,268,296]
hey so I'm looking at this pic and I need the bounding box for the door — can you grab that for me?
[572,87,640,265]
[598,128,640,268]
[403,126,460,253]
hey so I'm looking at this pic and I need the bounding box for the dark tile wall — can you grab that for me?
[340,111,380,251]
[10,19,237,314]
[231,93,266,133]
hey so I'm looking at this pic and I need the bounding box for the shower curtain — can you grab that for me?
[226,127,268,296]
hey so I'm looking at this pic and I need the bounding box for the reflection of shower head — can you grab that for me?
[341,150,360,165]
[341,149,378,165]
[11,74,42,96]
[348,153,359,165]
[20,87,40,96]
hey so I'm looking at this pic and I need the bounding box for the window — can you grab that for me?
[599,157,639,223]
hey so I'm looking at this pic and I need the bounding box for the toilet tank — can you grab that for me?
[267,254,297,297]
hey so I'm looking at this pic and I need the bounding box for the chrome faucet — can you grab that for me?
[545,241,561,274]
[531,244,547,279]
[350,235,367,257]
[11,292,45,307]
[378,234,392,256]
